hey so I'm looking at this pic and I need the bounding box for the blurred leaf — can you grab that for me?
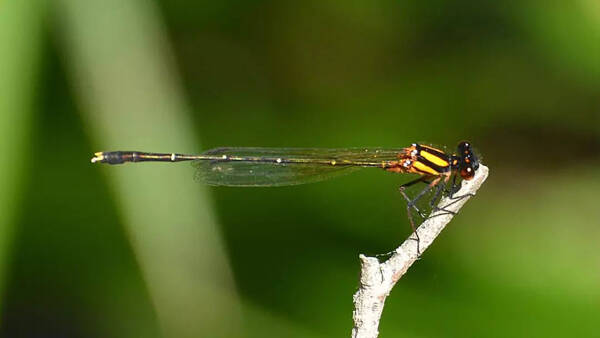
[54,0,242,336]
[0,0,45,313]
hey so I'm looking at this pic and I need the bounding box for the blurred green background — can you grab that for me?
[1,1,599,337]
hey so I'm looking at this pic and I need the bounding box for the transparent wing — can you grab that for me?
[193,147,403,187]
[194,160,362,186]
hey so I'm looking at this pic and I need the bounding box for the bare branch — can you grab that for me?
[351,165,489,338]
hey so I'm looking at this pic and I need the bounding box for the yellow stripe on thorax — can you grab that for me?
[413,161,440,176]
[420,150,449,167]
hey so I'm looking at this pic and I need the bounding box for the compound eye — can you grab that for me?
[460,166,475,180]
[457,141,472,154]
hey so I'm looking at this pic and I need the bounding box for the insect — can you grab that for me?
[91,141,480,254]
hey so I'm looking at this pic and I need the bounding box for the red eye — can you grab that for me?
[460,167,474,180]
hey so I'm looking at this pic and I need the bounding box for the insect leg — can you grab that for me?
[399,176,442,256]
[399,176,432,218]
[429,176,447,209]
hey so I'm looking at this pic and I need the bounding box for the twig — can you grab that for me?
[351,165,489,338]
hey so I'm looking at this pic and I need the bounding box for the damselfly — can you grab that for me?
[91,141,480,253]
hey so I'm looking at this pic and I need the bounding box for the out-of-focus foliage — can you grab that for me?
[0,0,598,337]
[0,0,45,314]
